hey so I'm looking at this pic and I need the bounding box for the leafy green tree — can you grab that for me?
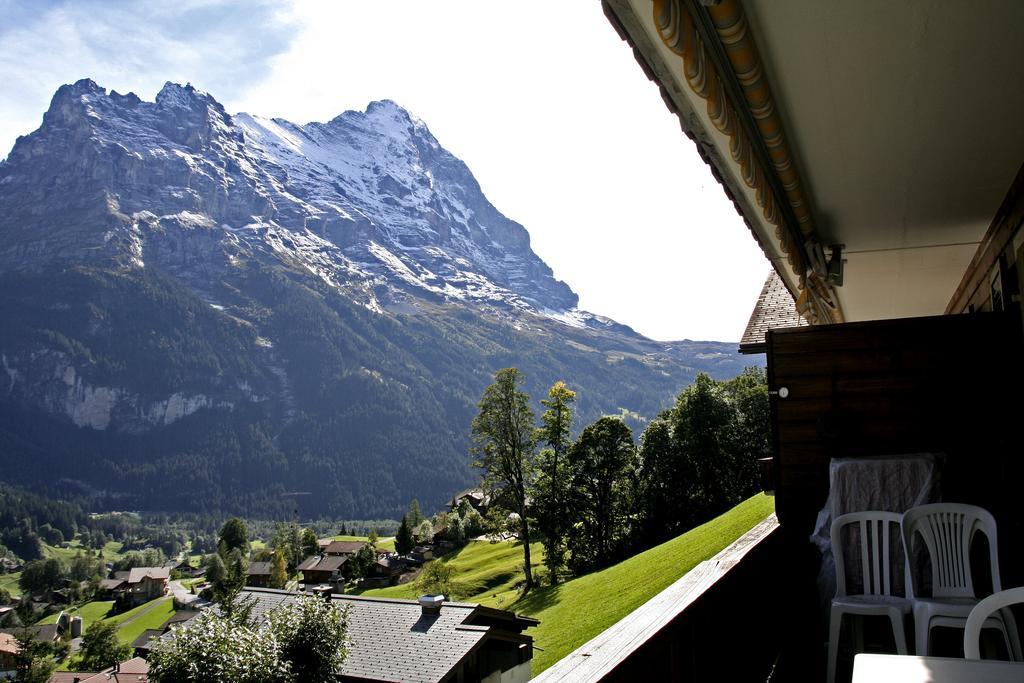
[148,612,285,683]
[268,594,349,683]
[75,621,132,671]
[394,516,414,555]
[300,528,320,560]
[12,627,55,683]
[218,517,250,557]
[205,553,226,589]
[532,381,575,585]
[672,373,738,516]
[471,368,537,590]
[347,544,376,580]
[18,558,64,595]
[636,416,691,544]
[367,530,379,547]
[566,417,638,572]
[416,560,457,599]
[0,587,12,605]
[414,520,434,545]
[272,523,303,573]
[271,550,289,590]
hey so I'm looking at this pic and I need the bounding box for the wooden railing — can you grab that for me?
[533,513,782,682]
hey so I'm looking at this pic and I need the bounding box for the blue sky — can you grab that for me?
[0,1,769,342]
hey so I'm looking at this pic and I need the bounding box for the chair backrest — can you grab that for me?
[831,511,905,598]
[964,586,1024,659]
[901,503,1000,599]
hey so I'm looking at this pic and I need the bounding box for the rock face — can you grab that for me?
[0,80,761,518]
[0,79,576,312]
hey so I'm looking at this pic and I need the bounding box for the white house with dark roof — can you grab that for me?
[241,587,537,683]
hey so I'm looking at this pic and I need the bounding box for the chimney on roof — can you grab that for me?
[312,586,332,602]
[418,594,444,616]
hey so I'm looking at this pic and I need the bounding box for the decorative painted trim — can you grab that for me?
[652,0,842,324]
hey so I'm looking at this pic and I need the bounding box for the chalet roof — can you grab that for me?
[296,555,321,571]
[2,624,59,642]
[129,628,164,651]
[324,540,365,555]
[241,588,535,683]
[0,631,18,655]
[126,567,169,584]
[73,657,149,682]
[449,488,489,507]
[47,673,100,683]
[247,561,273,576]
[739,271,808,354]
[99,578,125,591]
[312,555,346,572]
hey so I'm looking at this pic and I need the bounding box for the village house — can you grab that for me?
[51,656,150,683]
[297,555,346,585]
[245,561,273,588]
[243,588,536,683]
[323,540,367,557]
[109,567,169,608]
[0,632,17,677]
[447,488,489,515]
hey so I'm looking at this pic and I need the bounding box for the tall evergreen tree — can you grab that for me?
[471,368,537,590]
[532,381,575,585]
[566,416,637,572]
[407,500,424,528]
[395,516,414,555]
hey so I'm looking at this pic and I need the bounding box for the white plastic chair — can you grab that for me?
[964,586,1024,660]
[827,511,910,683]
[902,503,1020,659]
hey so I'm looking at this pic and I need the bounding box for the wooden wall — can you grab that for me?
[766,312,1024,584]
[947,162,1024,316]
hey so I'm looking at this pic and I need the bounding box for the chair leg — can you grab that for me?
[889,609,908,656]
[827,608,843,683]
[915,615,930,657]
[853,615,865,654]
[1002,610,1022,661]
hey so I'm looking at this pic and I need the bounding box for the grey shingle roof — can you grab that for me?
[242,588,496,683]
[325,540,366,555]
[126,567,170,583]
[247,561,273,576]
[739,270,808,353]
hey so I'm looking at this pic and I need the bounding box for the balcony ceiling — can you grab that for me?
[740,0,1024,320]
[609,0,1024,322]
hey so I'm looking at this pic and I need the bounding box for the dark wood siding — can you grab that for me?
[766,313,1024,584]
[947,162,1024,316]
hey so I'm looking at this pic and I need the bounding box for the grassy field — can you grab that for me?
[520,494,775,674]
[0,572,21,598]
[114,598,175,644]
[358,539,543,607]
[37,599,115,628]
[362,493,774,675]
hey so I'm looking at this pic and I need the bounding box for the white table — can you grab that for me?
[853,653,1024,682]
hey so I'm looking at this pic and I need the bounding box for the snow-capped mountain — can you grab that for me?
[1,79,580,318]
[0,80,759,518]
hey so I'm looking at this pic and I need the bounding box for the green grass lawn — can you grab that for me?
[0,572,22,598]
[358,538,543,606]
[114,599,175,645]
[365,494,774,675]
[519,494,775,674]
[36,599,115,628]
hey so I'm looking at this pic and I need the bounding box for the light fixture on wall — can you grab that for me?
[827,244,845,287]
